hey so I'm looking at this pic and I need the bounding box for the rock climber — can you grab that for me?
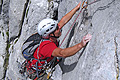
[32,1,92,79]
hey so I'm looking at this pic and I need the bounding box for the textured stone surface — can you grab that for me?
[59,0,120,80]
[0,0,9,79]
[0,0,120,80]
[9,0,26,41]
[0,27,7,79]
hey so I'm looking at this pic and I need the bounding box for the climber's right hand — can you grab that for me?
[80,34,92,47]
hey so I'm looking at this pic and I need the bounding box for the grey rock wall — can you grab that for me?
[9,0,26,41]
[0,0,9,79]
[59,0,120,80]
[0,0,120,80]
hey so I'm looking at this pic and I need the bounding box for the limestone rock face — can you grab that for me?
[59,0,120,80]
[0,0,120,80]
[9,0,26,41]
[0,0,9,79]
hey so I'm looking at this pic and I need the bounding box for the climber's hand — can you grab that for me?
[81,34,92,47]
[76,1,81,10]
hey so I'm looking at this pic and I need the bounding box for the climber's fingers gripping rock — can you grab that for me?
[81,34,92,47]
[76,1,81,10]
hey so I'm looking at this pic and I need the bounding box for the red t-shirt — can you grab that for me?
[31,40,58,69]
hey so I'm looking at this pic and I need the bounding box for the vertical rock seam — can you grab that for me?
[3,53,10,79]
[2,0,10,79]
[17,0,29,39]
[10,0,29,42]
[114,36,119,80]
[0,0,3,14]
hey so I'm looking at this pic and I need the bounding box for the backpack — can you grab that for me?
[22,33,43,60]
[19,33,62,79]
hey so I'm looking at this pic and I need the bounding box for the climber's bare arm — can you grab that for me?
[58,2,81,29]
[52,34,92,58]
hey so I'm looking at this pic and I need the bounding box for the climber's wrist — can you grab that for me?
[78,43,84,49]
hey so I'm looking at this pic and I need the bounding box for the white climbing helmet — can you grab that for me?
[38,18,58,38]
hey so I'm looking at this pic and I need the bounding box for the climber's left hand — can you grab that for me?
[76,1,81,10]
